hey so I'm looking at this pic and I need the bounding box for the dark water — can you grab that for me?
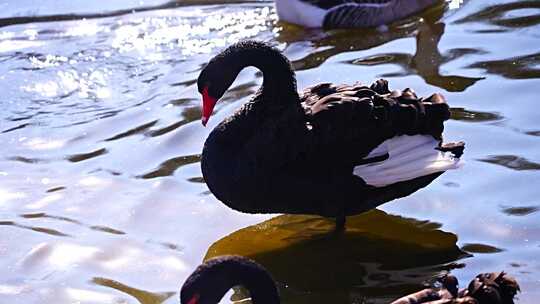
[0,0,539,303]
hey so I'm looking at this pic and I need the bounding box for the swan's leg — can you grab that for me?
[334,213,346,232]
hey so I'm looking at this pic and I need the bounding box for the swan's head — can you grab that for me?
[180,255,280,304]
[180,260,226,304]
[197,50,242,126]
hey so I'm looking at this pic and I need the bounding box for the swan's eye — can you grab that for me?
[187,293,200,304]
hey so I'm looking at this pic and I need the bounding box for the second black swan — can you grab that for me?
[198,40,464,228]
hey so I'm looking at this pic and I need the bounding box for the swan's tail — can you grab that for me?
[353,135,464,187]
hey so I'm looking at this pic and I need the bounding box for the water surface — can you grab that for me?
[1,0,539,303]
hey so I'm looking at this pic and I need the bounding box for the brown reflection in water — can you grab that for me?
[469,52,540,79]
[46,186,66,193]
[147,120,188,137]
[138,154,201,179]
[454,1,540,29]
[461,243,505,254]
[7,147,109,164]
[347,21,484,92]
[20,212,81,224]
[221,81,260,103]
[67,148,108,162]
[204,210,467,303]
[1,122,31,133]
[501,205,539,216]
[92,277,175,304]
[147,106,202,137]
[187,176,205,183]
[0,220,72,237]
[525,130,540,136]
[278,4,483,92]
[18,212,127,235]
[146,239,185,252]
[7,156,50,164]
[105,121,159,142]
[90,225,126,235]
[450,108,504,122]
[479,155,540,171]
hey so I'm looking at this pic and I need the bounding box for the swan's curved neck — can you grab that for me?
[206,267,280,304]
[228,43,299,103]
[237,269,281,304]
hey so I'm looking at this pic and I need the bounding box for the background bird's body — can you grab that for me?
[275,0,442,28]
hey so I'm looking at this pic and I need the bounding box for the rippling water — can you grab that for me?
[0,0,539,303]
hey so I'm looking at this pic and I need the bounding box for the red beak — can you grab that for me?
[202,87,217,127]
[187,294,200,304]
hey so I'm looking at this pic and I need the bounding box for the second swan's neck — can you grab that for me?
[180,256,280,304]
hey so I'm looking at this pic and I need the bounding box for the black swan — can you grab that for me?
[274,0,442,28]
[180,256,279,304]
[198,40,464,229]
[180,256,520,304]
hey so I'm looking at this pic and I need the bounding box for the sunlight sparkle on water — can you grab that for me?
[100,255,132,270]
[21,81,59,97]
[161,256,188,271]
[78,176,110,187]
[29,55,69,69]
[23,138,65,150]
[20,242,101,270]
[65,288,116,303]
[26,194,63,209]
[64,20,103,37]
[448,0,464,10]
[0,31,14,40]
[0,189,27,205]
[21,69,111,100]
[111,7,271,57]
[2,1,539,303]
[48,243,101,268]
[22,29,38,40]
[0,40,44,52]
[0,284,26,296]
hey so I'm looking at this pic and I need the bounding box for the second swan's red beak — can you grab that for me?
[201,87,217,127]
[186,294,200,304]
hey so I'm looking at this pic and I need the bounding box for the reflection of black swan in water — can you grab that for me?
[180,256,520,304]
[204,210,467,302]
[274,0,441,28]
[198,40,464,229]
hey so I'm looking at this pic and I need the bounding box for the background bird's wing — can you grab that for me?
[322,0,439,28]
[301,0,393,10]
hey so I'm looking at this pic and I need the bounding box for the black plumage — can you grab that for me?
[198,41,463,227]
